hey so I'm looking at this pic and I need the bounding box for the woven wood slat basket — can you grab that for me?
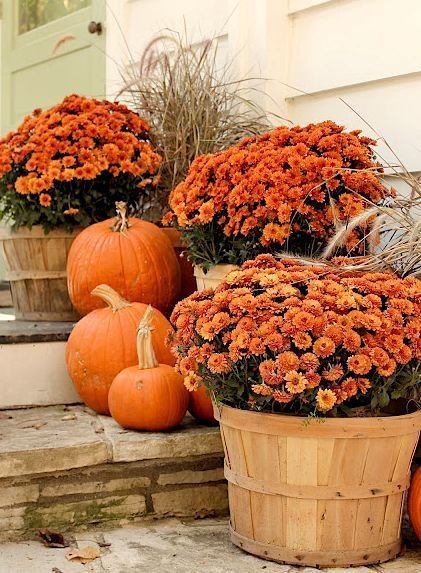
[214,404,421,568]
[0,226,79,321]
[194,264,239,291]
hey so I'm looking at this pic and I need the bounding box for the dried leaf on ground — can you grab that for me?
[39,530,69,548]
[61,414,77,421]
[66,545,100,563]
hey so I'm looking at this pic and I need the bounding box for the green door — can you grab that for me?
[1,0,106,134]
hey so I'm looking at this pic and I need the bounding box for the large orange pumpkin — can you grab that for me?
[67,202,181,316]
[408,466,421,540]
[109,306,188,431]
[66,284,175,415]
[188,386,215,424]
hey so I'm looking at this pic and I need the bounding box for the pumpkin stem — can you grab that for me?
[112,201,129,232]
[91,284,131,312]
[137,305,158,370]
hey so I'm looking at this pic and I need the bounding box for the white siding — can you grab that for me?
[106,0,421,170]
[286,0,421,170]
[105,0,233,101]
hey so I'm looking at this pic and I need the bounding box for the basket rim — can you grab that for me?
[0,225,81,239]
[213,402,421,438]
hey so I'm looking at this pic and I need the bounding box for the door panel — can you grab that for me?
[1,0,105,133]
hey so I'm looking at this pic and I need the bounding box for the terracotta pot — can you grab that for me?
[0,226,80,321]
[194,264,239,291]
[160,228,196,300]
[214,403,421,568]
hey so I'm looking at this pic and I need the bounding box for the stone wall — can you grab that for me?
[0,454,227,541]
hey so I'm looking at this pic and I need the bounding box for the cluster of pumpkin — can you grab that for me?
[64,203,214,430]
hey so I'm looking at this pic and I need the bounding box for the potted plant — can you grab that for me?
[169,254,420,567]
[163,121,389,290]
[0,94,161,320]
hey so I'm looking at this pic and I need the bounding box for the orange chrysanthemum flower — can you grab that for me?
[39,193,52,207]
[292,311,315,331]
[343,329,362,352]
[347,354,372,375]
[300,352,320,371]
[322,364,344,382]
[207,353,230,374]
[273,390,293,403]
[284,371,308,394]
[293,332,312,350]
[251,384,273,396]
[313,336,336,358]
[316,389,337,412]
[277,351,300,373]
[184,373,202,392]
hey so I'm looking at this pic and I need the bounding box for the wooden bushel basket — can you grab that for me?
[214,404,421,568]
[0,226,79,321]
[194,264,239,291]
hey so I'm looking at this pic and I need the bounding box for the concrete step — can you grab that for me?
[0,518,419,573]
[0,320,79,408]
[0,405,226,541]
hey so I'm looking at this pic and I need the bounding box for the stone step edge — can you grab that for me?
[0,407,223,480]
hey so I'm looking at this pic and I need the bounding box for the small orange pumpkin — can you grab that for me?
[188,386,215,424]
[66,284,174,415]
[408,466,421,540]
[109,306,188,431]
[67,202,181,316]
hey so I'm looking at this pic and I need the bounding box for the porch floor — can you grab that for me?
[0,517,420,573]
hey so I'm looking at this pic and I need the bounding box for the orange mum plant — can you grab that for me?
[0,94,161,231]
[163,121,389,270]
[169,254,420,416]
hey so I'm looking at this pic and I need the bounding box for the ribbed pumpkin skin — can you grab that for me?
[188,386,215,424]
[67,218,181,316]
[66,304,175,415]
[108,364,188,431]
[408,466,421,540]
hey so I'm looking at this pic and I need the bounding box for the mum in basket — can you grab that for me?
[0,94,161,320]
[169,254,421,567]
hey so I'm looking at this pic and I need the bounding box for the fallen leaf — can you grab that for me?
[39,530,69,548]
[66,545,100,563]
[61,414,77,421]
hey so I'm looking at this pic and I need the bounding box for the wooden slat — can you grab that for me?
[316,499,358,551]
[224,464,409,499]
[7,271,67,280]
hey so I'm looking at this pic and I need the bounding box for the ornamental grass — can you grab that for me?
[163,121,390,269]
[120,32,270,217]
[169,254,420,417]
[0,94,161,231]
